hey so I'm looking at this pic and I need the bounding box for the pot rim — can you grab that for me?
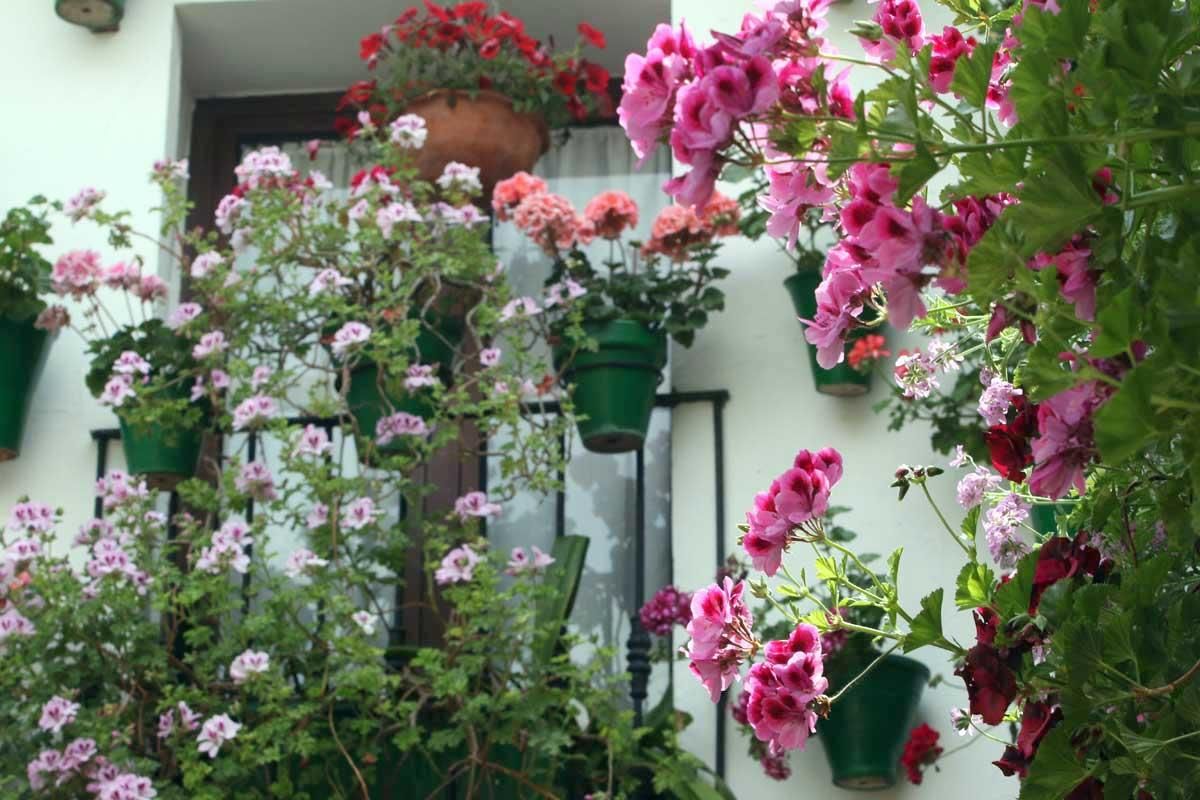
[405,88,550,155]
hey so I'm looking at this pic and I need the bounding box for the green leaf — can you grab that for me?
[955,561,996,610]
[960,505,981,542]
[532,535,589,667]
[904,588,944,652]
[1090,287,1136,358]
[949,41,999,108]
[894,143,941,205]
[815,555,841,582]
[1019,728,1091,800]
[1006,161,1103,257]
[1094,362,1155,466]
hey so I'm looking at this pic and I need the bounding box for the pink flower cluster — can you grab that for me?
[860,0,925,62]
[684,577,758,702]
[454,491,501,521]
[1029,236,1097,322]
[232,395,278,430]
[49,250,163,301]
[195,520,253,575]
[435,544,480,585]
[506,545,555,575]
[639,584,693,637]
[490,173,602,257]
[375,411,429,445]
[84,533,150,594]
[620,6,801,208]
[641,193,740,262]
[806,170,1011,367]
[743,448,843,577]
[235,462,277,501]
[583,191,640,239]
[744,623,828,752]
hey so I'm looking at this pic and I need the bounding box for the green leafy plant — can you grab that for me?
[0,199,54,323]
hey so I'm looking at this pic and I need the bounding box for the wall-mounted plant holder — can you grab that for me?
[784,270,879,398]
[55,0,124,32]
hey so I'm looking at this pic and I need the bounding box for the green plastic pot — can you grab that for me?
[0,318,52,462]
[556,319,667,454]
[1030,502,1074,536]
[344,320,462,462]
[119,414,204,492]
[784,270,876,398]
[818,653,930,790]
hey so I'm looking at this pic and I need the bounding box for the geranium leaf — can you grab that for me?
[903,588,944,652]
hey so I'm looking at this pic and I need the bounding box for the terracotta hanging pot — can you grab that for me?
[405,89,550,200]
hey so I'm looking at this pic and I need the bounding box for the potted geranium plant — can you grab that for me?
[39,167,207,489]
[740,191,891,396]
[341,2,612,196]
[491,172,738,453]
[624,0,1200,796]
[0,199,58,462]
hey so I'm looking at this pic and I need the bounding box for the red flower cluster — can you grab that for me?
[846,333,890,371]
[341,2,611,131]
[900,723,942,784]
[983,394,1037,483]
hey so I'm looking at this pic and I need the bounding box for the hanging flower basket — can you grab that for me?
[405,89,549,201]
[783,270,877,398]
[118,413,205,492]
[817,653,930,790]
[0,317,52,462]
[344,317,463,463]
[555,319,667,454]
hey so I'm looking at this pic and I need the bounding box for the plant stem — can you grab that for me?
[829,642,902,704]
[1134,656,1200,699]
[919,482,975,559]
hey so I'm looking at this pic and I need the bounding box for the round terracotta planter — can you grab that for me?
[404,89,549,199]
[0,317,52,462]
[555,320,667,454]
[784,271,877,398]
[818,653,930,790]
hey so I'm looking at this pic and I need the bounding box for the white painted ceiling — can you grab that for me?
[176,0,669,97]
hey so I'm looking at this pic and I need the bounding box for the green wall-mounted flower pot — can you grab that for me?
[119,416,204,491]
[55,0,124,32]
[555,319,667,454]
[1030,502,1074,536]
[0,318,52,462]
[344,320,461,463]
[818,653,930,790]
[784,270,875,398]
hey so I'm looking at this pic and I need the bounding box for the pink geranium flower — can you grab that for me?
[229,649,270,684]
[435,545,480,585]
[454,491,501,520]
[583,191,639,239]
[38,696,80,734]
[197,714,241,758]
[684,577,758,701]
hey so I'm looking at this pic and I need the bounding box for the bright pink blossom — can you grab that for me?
[928,26,976,93]
[861,0,925,62]
[1029,382,1103,498]
[745,623,827,752]
[685,577,758,701]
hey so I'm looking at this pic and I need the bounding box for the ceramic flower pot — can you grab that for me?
[118,416,205,492]
[783,271,875,397]
[555,319,667,454]
[405,89,550,200]
[344,318,463,462]
[0,318,52,462]
[817,653,930,790]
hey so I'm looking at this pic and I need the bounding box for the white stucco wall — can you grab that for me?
[667,2,1017,799]
[0,3,184,534]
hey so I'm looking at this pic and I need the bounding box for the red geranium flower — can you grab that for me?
[395,8,418,26]
[584,62,611,95]
[453,1,488,20]
[333,117,359,139]
[555,71,578,97]
[1028,532,1108,615]
[360,32,387,64]
[955,641,1018,725]
[577,21,607,49]
[338,80,376,111]
[984,394,1037,482]
[847,333,891,371]
[424,1,451,23]
[900,724,942,785]
[479,37,501,59]
[993,700,1063,778]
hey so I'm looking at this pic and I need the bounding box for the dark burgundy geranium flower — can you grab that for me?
[1029,532,1106,615]
[901,723,943,784]
[985,394,1037,482]
[956,643,1018,725]
[993,700,1063,778]
[1066,777,1105,799]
